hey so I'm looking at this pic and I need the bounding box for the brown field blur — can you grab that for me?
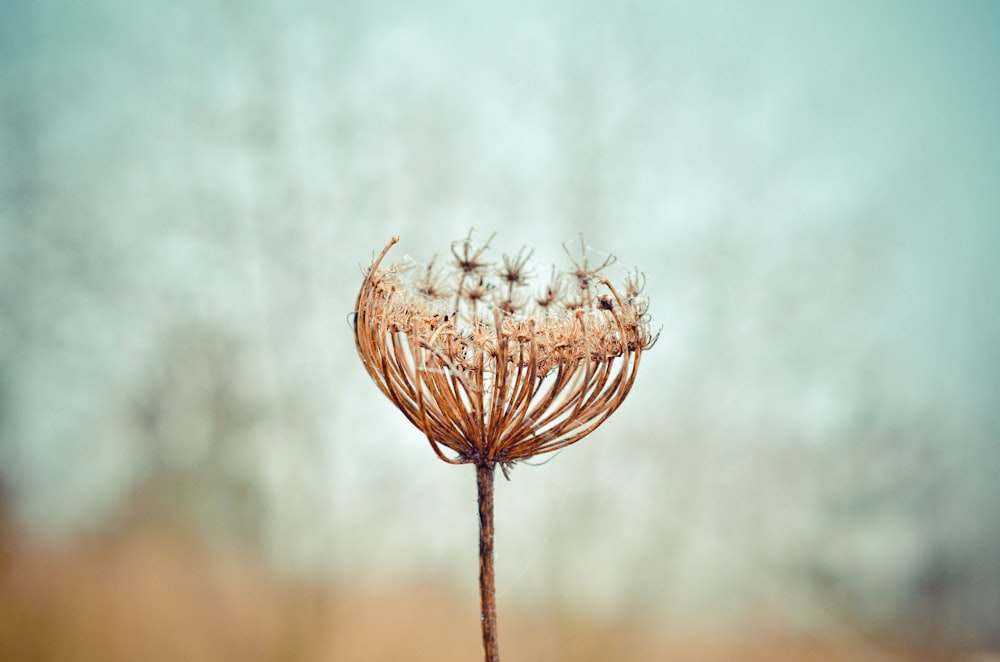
[1,512,960,662]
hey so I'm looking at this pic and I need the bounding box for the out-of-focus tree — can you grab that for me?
[123,321,265,549]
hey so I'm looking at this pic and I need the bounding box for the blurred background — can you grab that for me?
[2,0,999,660]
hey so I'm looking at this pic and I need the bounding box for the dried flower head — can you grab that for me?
[353,232,657,475]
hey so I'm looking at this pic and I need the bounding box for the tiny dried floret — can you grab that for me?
[452,229,495,275]
[415,256,452,301]
[354,233,657,473]
[499,247,534,288]
[563,233,617,308]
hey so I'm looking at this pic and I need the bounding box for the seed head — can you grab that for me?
[354,234,657,474]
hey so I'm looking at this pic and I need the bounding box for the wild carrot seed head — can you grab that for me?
[354,233,657,472]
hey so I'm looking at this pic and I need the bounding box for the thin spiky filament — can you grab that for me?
[354,235,656,472]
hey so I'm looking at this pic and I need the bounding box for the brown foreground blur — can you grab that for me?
[0,514,970,662]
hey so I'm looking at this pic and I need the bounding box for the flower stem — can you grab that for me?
[476,461,499,662]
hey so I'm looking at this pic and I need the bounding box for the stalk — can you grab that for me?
[476,462,499,662]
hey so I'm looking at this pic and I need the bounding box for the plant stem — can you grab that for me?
[476,461,499,662]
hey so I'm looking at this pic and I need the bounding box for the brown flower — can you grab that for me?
[353,231,657,475]
[353,231,656,661]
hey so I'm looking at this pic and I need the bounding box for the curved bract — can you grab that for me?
[354,233,656,472]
